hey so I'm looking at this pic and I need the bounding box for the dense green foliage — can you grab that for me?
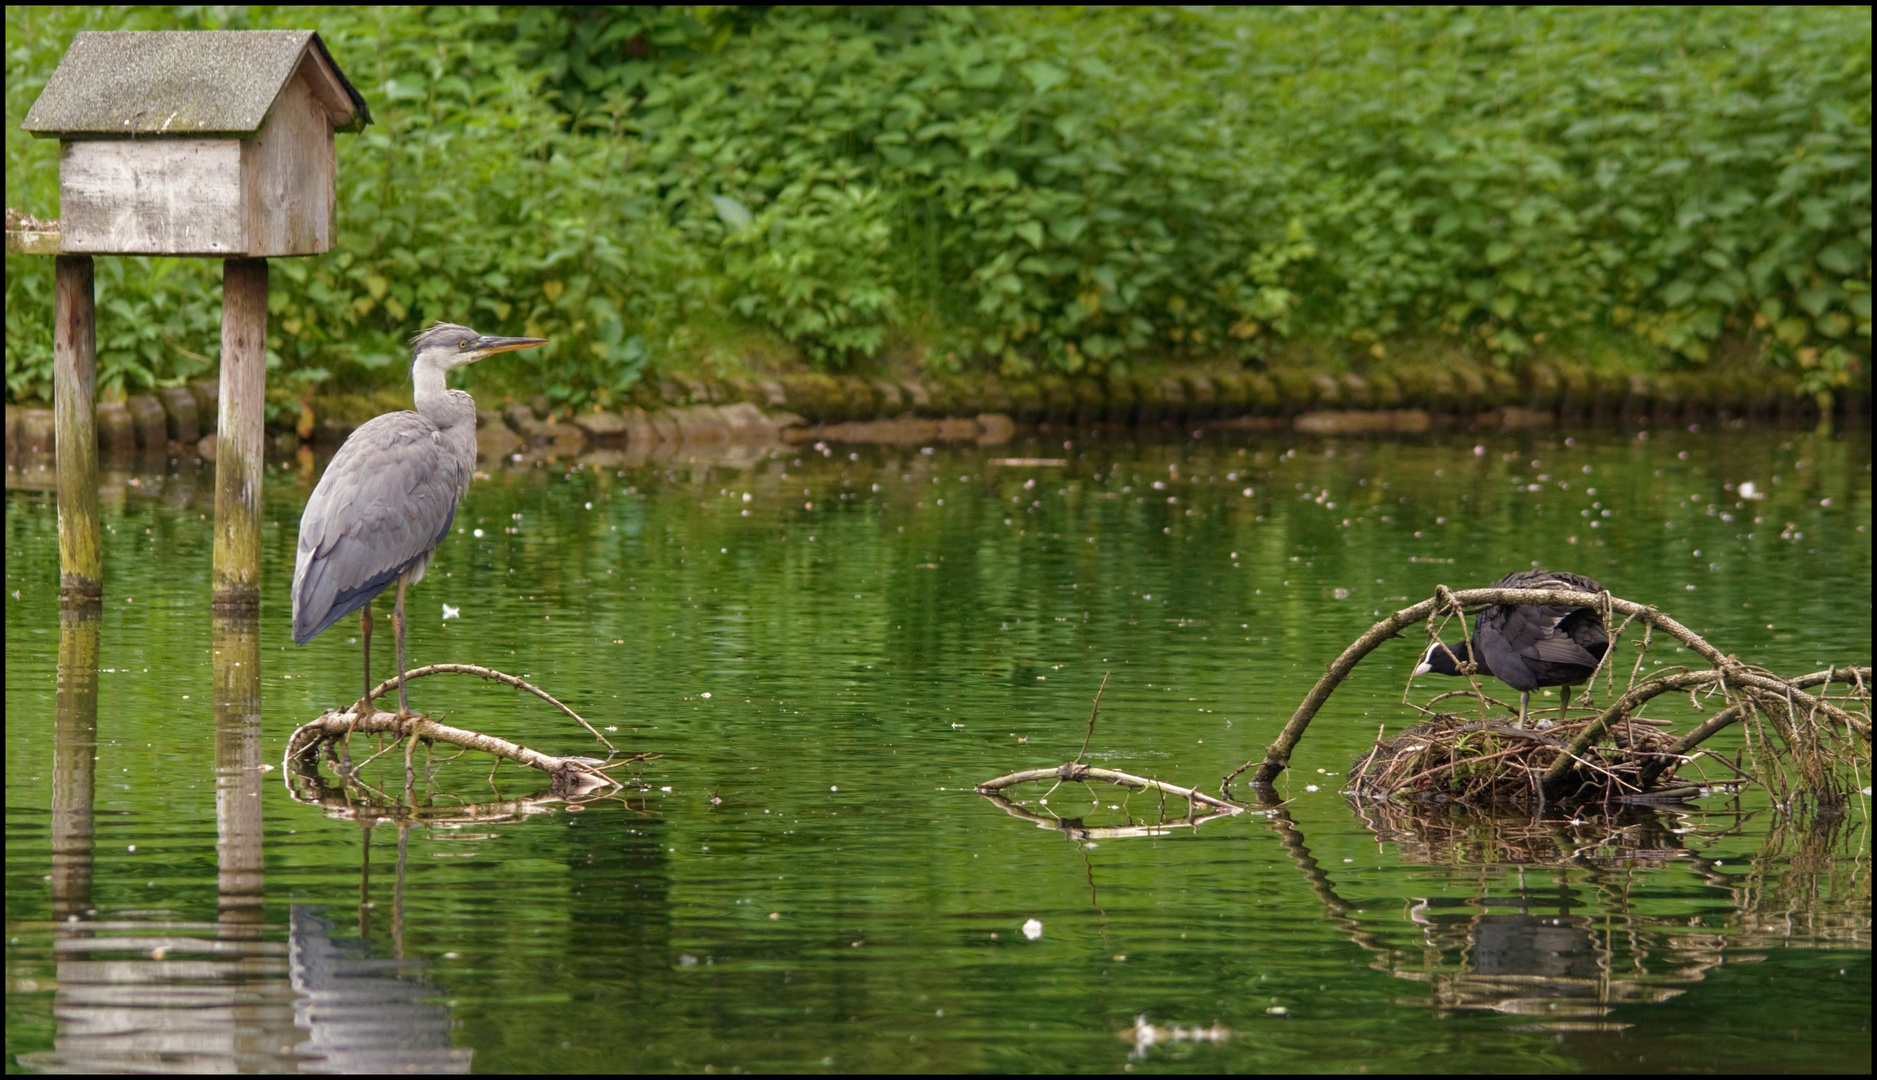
[6,6,1870,410]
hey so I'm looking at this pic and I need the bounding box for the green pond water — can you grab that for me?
[5,425,1872,1073]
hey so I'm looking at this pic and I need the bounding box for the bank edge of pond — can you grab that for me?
[4,361,1869,469]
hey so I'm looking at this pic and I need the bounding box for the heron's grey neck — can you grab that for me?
[412,357,475,431]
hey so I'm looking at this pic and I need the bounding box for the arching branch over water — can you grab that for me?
[1220,584,1871,808]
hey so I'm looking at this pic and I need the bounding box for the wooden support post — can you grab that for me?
[54,254,101,603]
[213,258,267,609]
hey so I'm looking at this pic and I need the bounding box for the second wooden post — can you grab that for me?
[213,257,268,610]
[54,254,101,603]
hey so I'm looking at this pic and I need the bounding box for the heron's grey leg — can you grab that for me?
[1560,684,1572,727]
[394,576,410,717]
[361,604,374,709]
[337,601,371,769]
[1517,691,1530,728]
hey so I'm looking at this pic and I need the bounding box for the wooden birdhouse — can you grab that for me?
[15,29,371,609]
[22,29,370,256]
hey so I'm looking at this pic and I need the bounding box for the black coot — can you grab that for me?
[1415,569,1609,725]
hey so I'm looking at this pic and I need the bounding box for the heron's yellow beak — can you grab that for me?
[468,335,547,360]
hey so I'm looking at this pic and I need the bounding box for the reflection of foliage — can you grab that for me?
[5,423,1867,1065]
[6,7,1869,406]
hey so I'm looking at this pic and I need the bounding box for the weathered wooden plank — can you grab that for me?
[212,257,266,609]
[54,254,102,602]
[243,67,334,255]
[5,228,61,255]
[59,139,244,255]
[299,39,367,129]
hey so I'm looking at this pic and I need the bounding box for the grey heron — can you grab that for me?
[1414,569,1609,726]
[292,323,545,716]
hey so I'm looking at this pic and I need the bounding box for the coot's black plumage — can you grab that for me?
[1415,569,1609,725]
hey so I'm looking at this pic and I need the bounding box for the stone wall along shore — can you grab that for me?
[5,362,1863,472]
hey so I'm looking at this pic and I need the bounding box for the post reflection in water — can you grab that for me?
[21,614,467,1073]
[212,613,270,948]
[50,607,97,925]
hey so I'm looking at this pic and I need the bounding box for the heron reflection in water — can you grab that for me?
[292,323,545,715]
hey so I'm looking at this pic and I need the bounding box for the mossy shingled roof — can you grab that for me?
[23,30,370,138]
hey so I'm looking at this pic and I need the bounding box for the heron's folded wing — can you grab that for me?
[292,413,465,642]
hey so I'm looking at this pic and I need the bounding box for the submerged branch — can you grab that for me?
[979,790,1241,840]
[287,709,640,794]
[979,762,1242,813]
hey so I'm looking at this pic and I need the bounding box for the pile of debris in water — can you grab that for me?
[1345,713,1699,811]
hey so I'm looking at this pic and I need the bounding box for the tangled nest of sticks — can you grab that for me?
[1316,579,1873,811]
[1346,713,1695,811]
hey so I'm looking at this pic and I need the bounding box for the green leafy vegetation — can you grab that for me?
[6,6,1869,410]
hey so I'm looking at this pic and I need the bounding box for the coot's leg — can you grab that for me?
[1517,690,1530,728]
[1559,683,1572,726]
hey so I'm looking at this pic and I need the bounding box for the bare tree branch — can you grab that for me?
[363,663,613,751]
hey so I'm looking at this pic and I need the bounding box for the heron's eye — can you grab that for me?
[458,339,470,350]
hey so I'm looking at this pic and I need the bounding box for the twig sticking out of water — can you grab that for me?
[1074,672,1111,765]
